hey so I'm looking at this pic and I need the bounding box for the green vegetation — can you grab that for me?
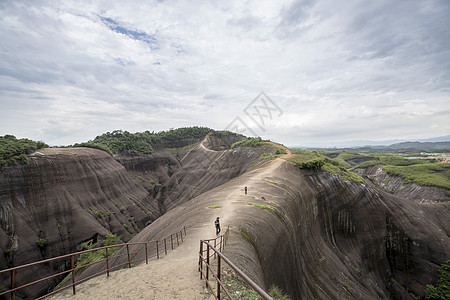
[252,203,275,211]
[240,229,256,248]
[323,163,365,184]
[54,234,119,292]
[223,269,291,300]
[426,260,450,299]
[266,180,285,186]
[231,137,269,149]
[36,237,48,248]
[268,285,291,300]
[72,142,113,156]
[382,163,450,190]
[288,150,365,184]
[259,152,279,162]
[208,205,221,209]
[5,249,13,258]
[351,155,436,170]
[89,207,104,218]
[0,135,48,169]
[307,147,450,189]
[74,127,241,155]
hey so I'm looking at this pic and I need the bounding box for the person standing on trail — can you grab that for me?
[215,217,221,235]
[244,186,247,194]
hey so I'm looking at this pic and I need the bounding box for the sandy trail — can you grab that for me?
[52,157,286,300]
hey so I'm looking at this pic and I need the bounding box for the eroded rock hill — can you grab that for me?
[81,155,449,299]
[0,147,161,297]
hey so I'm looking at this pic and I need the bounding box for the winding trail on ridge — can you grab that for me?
[52,144,291,300]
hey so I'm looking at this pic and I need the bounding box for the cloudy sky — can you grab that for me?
[1,0,449,147]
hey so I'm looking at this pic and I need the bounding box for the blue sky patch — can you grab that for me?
[99,16,158,49]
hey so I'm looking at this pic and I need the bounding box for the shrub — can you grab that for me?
[17,154,28,165]
[36,238,48,248]
[426,260,450,299]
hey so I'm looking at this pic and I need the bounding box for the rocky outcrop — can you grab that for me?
[0,148,160,298]
[354,165,450,203]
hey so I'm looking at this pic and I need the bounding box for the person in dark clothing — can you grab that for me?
[244,186,247,194]
[215,217,221,235]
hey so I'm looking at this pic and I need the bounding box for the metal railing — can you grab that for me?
[198,227,272,300]
[0,226,187,300]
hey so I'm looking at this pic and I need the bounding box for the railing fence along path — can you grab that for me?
[198,226,272,300]
[0,226,187,300]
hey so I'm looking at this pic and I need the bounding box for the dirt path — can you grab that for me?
[52,156,287,300]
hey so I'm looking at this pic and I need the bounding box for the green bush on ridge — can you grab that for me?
[0,135,48,169]
[231,137,269,149]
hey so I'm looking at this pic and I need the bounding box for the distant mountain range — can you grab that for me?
[298,134,450,151]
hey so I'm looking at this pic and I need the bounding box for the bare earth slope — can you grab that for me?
[68,146,449,299]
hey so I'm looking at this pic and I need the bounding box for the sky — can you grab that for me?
[0,0,449,147]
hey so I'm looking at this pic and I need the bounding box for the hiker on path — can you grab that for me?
[244,186,247,194]
[215,217,221,235]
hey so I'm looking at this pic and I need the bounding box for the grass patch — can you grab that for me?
[266,180,285,186]
[353,155,437,170]
[252,204,274,211]
[208,205,221,209]
[323,163,365,184]
[259,152,278,162]
[382,163,450,190]
[240,229,256,248]
[222,269,291,300]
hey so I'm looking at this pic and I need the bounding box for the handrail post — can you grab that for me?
[180,229,184,242]
[184,225,186,236]
[127,244,131,268]
[217,255,221,300]
[164,238,167,255]
[214,239,217,259]
[156,241,160,259]
[11,269,15,300]
[171,234,174,250]
[145,242,148,264]
[71,255,76,295]
[220,235,223,252]
[176,233,179,246]
[206,245,210,282]
[199,241,203,279]
[106,247,110,277]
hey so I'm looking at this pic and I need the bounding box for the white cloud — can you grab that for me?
[0,0,449,146]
